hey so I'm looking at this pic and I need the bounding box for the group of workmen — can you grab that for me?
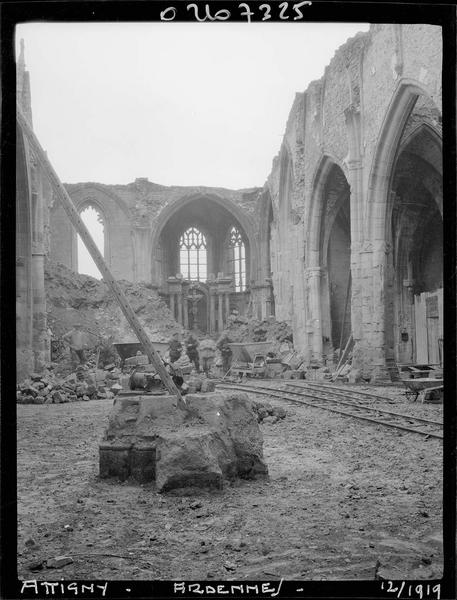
[62,322,233,376]
[168,331,233,375]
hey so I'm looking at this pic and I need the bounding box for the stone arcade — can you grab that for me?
[16,24,443,382]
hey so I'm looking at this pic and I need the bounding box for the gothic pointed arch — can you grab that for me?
[306,155,351,360]
[151,192,258,287]
[366,78,440,240]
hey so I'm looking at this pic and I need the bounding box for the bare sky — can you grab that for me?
[17,21,369,278]
[16,21,369,191]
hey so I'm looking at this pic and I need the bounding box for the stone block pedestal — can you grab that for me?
[99,391,268,491]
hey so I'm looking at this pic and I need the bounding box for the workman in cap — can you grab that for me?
[62,323,89,368]
[168,332,183,364]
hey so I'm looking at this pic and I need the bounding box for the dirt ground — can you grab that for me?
[17,386,443,581]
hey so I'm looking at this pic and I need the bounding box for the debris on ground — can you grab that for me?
[17,390,443,580]
[251,400,287,423]
[46,259,180,356]
[16,363,122,404]
[224,314,293,345]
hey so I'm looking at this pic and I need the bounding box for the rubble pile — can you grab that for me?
[225,315,293,344]
[45,259,180,346]
[16,364,123,405]
[251,400,287,424]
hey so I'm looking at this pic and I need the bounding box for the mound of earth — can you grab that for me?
[45,259,180,346]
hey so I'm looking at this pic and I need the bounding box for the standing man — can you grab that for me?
[185,333,200,372]
[216,331,233,375]
[168,332,183,364]
[199,338,216,376]
[63,323,89,367]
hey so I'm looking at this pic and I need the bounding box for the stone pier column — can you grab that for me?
[344,105,365,373]
[218,294,224,332]
[31,172,48,371]
[209,291,216,333]
[31,248,48,371]
[132,226,151,283]
[225,293,230,321]
[306,267,324,361]
[369,240,390,381]
[177,292,183,325]
[183,296,189,329]
[169,293,175,320]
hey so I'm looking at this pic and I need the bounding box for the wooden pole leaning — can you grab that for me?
[17,110,184,406]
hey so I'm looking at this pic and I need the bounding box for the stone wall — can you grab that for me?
[262,23,442,376]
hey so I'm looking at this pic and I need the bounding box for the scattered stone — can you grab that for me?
[273,406,286,419]
[200,379,216,393]
[46,556,73,569]
[348,368,363,384]
[263,415,278,424]
[52,391,64,403]
[28,559,44,571]
[111,383,123,395]
[24,537,38,547]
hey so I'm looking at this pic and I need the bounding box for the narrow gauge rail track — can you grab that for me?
[285,380,403,403]
[217,381,443,440]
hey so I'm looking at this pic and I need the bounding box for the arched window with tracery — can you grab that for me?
[179,226,207,282]
[228,226,246,292]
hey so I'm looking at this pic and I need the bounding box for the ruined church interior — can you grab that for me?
[13,19,448,585]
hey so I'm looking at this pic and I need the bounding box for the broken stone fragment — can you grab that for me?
[85,383,97,395]
[22,386,38,398]
[273,406,287,419]
[52,391,64,403]
[45,556,73,569]
[200,379,216,393]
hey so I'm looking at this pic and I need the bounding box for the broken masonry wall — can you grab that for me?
[50,181,262,288]
[16,122,55,377]
[262,23,442,376]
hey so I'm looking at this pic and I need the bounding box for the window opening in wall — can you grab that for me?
[179,226,207,282]
[228,226,246,292]
[77,206,104,279]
